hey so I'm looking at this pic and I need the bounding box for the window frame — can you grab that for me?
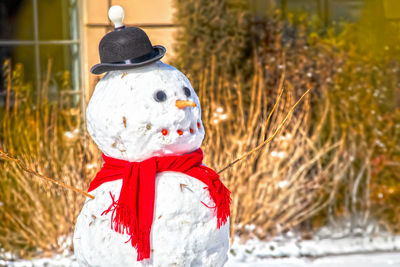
[0,0,83,104]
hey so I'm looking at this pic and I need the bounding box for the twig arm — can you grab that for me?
[217,88,311,174]
[0,149,94,199]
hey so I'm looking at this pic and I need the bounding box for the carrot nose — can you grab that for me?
[176,100,196,109]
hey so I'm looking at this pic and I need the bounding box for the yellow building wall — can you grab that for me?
[82,0,177,97]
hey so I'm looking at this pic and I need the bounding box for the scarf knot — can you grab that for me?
[88,148,231,261]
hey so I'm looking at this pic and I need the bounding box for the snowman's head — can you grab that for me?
[86,61,205,162]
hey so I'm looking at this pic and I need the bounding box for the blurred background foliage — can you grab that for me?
[1,0,400,259]
[174,0,400,237]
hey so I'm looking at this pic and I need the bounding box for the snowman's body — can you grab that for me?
[73,62,230,266]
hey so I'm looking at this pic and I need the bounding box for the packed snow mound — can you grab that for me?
[86,61,204,162]
[78,60,229,266]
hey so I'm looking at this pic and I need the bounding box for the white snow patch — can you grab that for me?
[229,234,400,263]
[227,253,400,267]
[278,180,289,188]
[0,255,79,267]
[2,235,400,266]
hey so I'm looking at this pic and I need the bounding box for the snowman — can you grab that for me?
[73,6,231,267]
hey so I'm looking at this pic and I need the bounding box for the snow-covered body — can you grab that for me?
[73,62,230,266]
[74,173,229,267]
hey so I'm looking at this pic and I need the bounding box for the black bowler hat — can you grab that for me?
[90,6,166,75]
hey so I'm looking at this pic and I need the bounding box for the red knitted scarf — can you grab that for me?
[88,148,231,261]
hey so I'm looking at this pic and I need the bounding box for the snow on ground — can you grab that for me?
[229,233,400,259]
[226,233,400,266]
[226,252,400,267]
[2,235,400,266]
[2,252,400,267]
[0,255,79,267]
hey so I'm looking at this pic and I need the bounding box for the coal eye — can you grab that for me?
[183,87,191,97]
[154,90,167,102]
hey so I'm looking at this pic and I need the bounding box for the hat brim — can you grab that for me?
[90,45,166,75]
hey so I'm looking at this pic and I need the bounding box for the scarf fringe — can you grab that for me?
[103,193,150,261]
[136,228,151,261]
[205,184,231,228]
[217,187,231,228]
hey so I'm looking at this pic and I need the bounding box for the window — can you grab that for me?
[0,0,81,106]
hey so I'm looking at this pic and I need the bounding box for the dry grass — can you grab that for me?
[197,56,348,240]
[0,62,100,258]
